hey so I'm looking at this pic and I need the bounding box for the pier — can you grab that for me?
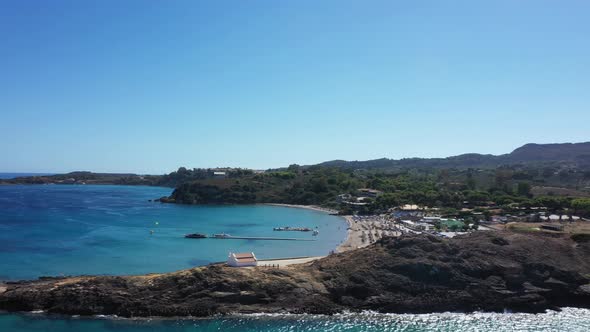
[210,235,316,241]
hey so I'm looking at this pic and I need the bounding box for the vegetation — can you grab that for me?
[168,165,362,207]
[4,142,590,217]
[572,198,590,216]
[166,163,590,216]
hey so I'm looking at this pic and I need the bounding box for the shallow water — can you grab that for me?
[0,185,347,280]
[1,308,589,332]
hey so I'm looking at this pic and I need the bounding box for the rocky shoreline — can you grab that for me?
[1,232,589,317]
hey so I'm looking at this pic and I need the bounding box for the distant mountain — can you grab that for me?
[505,142,590,163]
[315,142,590,170]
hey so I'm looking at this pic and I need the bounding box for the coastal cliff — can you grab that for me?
[1,232,590,317]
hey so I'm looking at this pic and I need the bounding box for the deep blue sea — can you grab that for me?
[1,184,588,331]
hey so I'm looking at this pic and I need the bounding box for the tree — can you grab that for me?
[466,176,476,190]
[572,198,590,216]
[516,182,531,197]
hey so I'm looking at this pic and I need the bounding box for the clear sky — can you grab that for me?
[1,1,589,174]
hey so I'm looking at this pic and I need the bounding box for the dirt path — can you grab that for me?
[257,256,324,267]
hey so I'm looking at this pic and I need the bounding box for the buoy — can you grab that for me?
[150,230,154,235]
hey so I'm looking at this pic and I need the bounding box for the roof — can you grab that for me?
[401,204,420,210]
[234,252,255,259]
[235,258,257,263]
[358,188,382,193]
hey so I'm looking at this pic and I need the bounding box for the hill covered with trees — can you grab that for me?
[316,142,590,170]
[4,142,590,216]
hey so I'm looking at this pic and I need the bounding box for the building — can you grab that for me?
[213,171,227,178]
[421,216,442,224]
[336,193,352,203]
[541,224,564,232]
[357,188,382,198]
[491,215,508,223]
[398,204,430,211]
[227,252,258,267]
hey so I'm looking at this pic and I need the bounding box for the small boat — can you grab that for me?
[273,226,312,232]
[185,233,207,239]
[213,233,231,238]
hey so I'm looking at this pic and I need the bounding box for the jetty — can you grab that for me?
[183,233,316,241]
[273,226,313,232]
[211,235,316,241]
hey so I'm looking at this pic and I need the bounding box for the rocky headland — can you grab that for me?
[1,231,589,317]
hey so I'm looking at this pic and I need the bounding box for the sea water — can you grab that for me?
[0,173,55,179]
[1,309,589,331]
[2,184,588,331]
[0,184,347,280]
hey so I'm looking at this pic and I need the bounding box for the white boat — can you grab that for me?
[213,233,231,238]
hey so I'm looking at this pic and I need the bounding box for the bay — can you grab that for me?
[0,185,346,281]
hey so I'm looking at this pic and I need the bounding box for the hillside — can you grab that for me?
[1,232,589,316]
[0,172,163,186]
[316,142,590,170]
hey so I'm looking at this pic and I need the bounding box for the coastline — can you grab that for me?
[335,215,369,253]
[262,203,359,253]
[2,232,589,317]
[263,203,339,214]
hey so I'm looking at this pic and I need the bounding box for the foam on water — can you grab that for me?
[1,308,589,331]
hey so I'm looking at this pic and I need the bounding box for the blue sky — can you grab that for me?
[1,1,589,174]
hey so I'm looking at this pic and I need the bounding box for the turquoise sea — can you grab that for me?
[1,184,588,331]
[0,185,347,281]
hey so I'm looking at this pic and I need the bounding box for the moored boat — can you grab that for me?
[213,233,231,238]
[185,233,208,239]
[273,226,312,232]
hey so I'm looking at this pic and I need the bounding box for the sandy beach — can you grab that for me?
[263,203,365,253]
[263,203,339,214]
[334,215,371,252]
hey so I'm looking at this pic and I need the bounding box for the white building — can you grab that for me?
[421,217,442,224]
[357,188,382,198]
[227,252,258,267]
